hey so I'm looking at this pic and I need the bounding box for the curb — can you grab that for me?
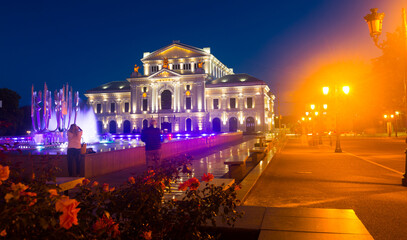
[237,138,287,204]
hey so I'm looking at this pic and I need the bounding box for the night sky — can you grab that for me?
[0,0,405,114]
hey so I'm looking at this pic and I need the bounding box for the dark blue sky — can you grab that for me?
[0,0,404,113]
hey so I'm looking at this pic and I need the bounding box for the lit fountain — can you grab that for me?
[30,83,98,149]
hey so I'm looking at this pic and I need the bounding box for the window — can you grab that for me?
[142,99,148,111]
[161,90,172,110]
[186,97,191,109]
[186,84,190,90]
[247,97,253,108]
[230,98,236,109]
[143,87,147,92]
[110,103,115,113]
[194,63,198,69]
[213,99,219,109]
[151,66,159,72]
[173,64,180,70]
[183,63,191,70]
[96,104,101,113]
[124,102,130,112]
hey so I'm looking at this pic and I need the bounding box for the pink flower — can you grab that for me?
[82,179,90,185]
[55,196,81,230]
[201,173,214,182]
[0,165,9,182]
[178,181,189,191]
[103,183,109,192]
[128,176,135,184]
[234,184,241,191]
[141,230,152,240]
[93,214,120,238]
[48,189,58,197]
[187,177,200,190]
[178,177,200,191]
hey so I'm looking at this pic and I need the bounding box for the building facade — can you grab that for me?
[85,42,275,134]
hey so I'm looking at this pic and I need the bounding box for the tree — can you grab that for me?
[371,27,407,112]
[0,88,22,136]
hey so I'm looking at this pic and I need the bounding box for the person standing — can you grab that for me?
[141,119,162,168]
[67,124,83,177]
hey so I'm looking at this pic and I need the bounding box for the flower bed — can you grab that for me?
[0,146,242,239]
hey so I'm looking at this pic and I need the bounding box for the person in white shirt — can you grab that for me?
[67,124,83,177]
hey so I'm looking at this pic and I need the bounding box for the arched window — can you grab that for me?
[161,90,172,110]
[212,118,221,133]
[186,118,192,132]
[97,121,103,134]
[109,121,117,134]
[142,119,148,129]
[246,117,255,133]
[229,117,238,132]
[123,120,131,134]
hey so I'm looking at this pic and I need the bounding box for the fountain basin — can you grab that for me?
[6,132,242,178]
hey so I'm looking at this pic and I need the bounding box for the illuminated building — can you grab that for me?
[85,41,275,134]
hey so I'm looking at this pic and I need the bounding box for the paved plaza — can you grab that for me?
[243,136,407,240]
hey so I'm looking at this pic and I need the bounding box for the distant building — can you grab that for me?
[85,42,275,134]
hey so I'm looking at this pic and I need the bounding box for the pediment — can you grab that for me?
[142,43,209,61]
[148,69,181,79]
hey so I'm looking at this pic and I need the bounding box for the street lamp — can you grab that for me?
[323,86,350,153]
[363,8,385,48]
[365,8,407,186]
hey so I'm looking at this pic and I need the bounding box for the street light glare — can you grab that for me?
[323,104,328,109]
[343,86,350,94]
[310,104,315,110]
[323,87,329,95]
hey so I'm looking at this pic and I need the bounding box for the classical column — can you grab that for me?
[145,64,149,76]
[151,84,156,113]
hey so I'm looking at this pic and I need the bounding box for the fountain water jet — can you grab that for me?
[31,83,98,145]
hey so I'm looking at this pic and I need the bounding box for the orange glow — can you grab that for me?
[310,104,315,110]
[384,114,388,119]
[142,93,147,98]
[323,104,328,109]
[342,86,350,94]
[186,90,190,96]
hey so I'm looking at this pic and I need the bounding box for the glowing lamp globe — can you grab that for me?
[364,8,384,40]
[323,87,329,95]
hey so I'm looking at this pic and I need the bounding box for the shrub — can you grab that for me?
[0,147,242,239]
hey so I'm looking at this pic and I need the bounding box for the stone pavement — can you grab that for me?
[238,137,376,239]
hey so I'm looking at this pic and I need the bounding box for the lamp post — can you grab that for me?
[323,86,349,153]
[308,104,326,145]
[383,114,394,137]
[364,8,407,186]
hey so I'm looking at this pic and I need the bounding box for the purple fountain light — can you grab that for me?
[31,83,98,146]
